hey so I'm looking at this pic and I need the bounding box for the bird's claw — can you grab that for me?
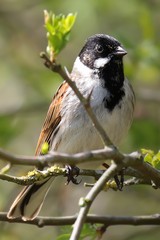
[103,163,124,191]
[114,169,124,191]
[65,165,81,185]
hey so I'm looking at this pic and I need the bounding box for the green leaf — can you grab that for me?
[141,149,160,170]
[141,148,154,156]
[56,224,97,240]
[141,148,154,164]
[64,14,77,32]
[44,11,77,61]
[79,224,97,240]
[152,151,160,170]
[144,153,153,164]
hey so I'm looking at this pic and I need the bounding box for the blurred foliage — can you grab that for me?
[57,224,97,240]
[0,116,21,146]
[0,0,160,239]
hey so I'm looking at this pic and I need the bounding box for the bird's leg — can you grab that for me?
[103,163,124,190]
[65,165,81,185]
[119,168,125,190]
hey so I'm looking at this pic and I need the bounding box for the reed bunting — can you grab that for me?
[7,34,135,220]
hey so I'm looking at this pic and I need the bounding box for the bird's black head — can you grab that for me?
[79,34,127,111]
[79,34,127,70]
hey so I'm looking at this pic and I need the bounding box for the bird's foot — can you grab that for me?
[103,163,124,191]
[65,165,81,185]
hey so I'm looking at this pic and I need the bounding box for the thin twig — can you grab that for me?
[0,168,105,186]
[1,212,160,227]
[0,167,154,190]
[0,147,119,167]
[70,162,121,240]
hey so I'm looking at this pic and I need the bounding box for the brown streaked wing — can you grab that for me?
[35,82,69,156]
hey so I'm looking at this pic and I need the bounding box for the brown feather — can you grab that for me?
[35,82,69,156]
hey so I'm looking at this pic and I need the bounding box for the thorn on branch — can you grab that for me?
[64,66,71,78]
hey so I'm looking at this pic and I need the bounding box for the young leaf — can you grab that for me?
[57,224,97,240]
[44,10,77,61]
[141,149,160,170]
[152,151,160,170]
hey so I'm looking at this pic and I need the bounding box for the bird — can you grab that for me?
[7,34,135,221]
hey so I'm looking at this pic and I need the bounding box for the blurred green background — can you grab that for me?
[0,0,159,239]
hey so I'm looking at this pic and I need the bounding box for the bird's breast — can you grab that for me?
[51,79,134,154]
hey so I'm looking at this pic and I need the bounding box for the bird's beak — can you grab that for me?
[113,46,127,56]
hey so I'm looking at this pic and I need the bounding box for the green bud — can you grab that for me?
[41,142,49,155]
[79,197,86,207]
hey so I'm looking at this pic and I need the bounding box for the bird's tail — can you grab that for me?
[7,177,54,221]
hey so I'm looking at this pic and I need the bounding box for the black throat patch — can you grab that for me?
[99,58,125,111]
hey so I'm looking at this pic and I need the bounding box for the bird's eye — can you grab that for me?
[95,45,104,53]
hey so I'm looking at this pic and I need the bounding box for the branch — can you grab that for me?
[0,147,120,167]
[0,166,153,192]
[1,212,160,227]
[0,148,160,188]
[123,153,160,188]
[0,168,106,186]
[70,162,121,240]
